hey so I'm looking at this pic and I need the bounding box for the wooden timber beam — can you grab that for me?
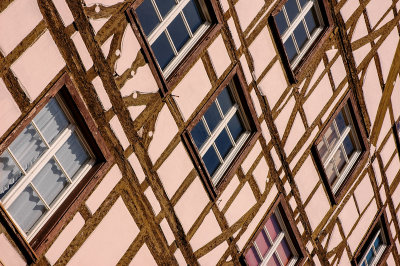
[370,39,400,146]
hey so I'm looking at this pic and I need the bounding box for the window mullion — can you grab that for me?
[53,156,73,184]
[180,11,194,37]
[281,2,313,41]
[6,148,27,175]
[322,126,351,168]
[165,29,178,55]
[29,183,50,210]
[31,120,50,148]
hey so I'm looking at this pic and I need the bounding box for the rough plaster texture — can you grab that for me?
[0,79,21,137]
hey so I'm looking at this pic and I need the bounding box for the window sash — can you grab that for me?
[358,230,386,266]
[0,96,95,240]
[319,106,362,193]
[143,0,210,77]
[279,0,325,67]
[250,209,298,266]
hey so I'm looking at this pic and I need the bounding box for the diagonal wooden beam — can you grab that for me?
[370,39,400,146]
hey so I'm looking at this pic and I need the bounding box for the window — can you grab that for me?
[0,96,93,240]
[0,74,109,261]
[313,93,368,204]
[353,211,392,266]
[182,67,260,197]
[134,0,214,77]
[243,196,305,266]
[269,0,331,81]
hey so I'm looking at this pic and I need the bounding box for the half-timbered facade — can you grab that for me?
[1,0,400,265]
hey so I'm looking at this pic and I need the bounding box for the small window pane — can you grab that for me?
[217,87,234,115]
[136,0,160,36]
[335,111,347,134]
[183,0,204,34]
[299,0,310,8]
[267,254,280,266]
[9,123,47,172]
[55,133,89,178]
[317,141,328,163]
[334,148,346,173]
[154,0,176,18]
[366,248,374,264]
[277,236,293,265]
[204,102,222,133]
[33,98,69,144]
[8,185,47,234]
[285,0,300,22]
[326,161,337,186]
[167,14,190,52]
[265,213,282,241]
[245,247,261,266]
[215,129,233,159]
[151,32,175,70]
[325,124,338,150]
[202,146,220,176]
[255,230,271,257]
[32,159,69,206]
[228,113,245,141]
[374,235,383,250]
[343,135,355,158]
[293,22,308,50]
[305,7,320,36]
[191,120,209,149]
[284,37,297,63]
[275,11,288,35]
[0,150,23,199]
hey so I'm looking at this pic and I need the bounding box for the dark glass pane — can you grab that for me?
[167,14,190,52]
[255,230,271,256]
[217,87,234,115]
[284,36,297,62]
[285,0,299,22]
[0,150,23,199]
[335,111,347,134]
[267,254,280,266]
[334,149,346,173]
[275,11,288,35]
[317,141,328,163]
[326,161,337,186]
[191,120,209,149]
[202,146,220,176]
[265,213,282,241]
[204,102,222,133]
[374,235,383,250]
[305,7,320,36]
[299,0,310,8]
[136,0,160,36]
[151,32,175,69]
[366,248,374,264]
[228,113,244,141]
[215,129,233,159]
[343,135,355,158]
[154,0,175,18]
[245,247,261,266]
[183,0,204,34]
[293,22,308,50]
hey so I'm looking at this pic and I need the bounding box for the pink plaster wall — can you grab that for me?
[0,234,26,266]
[159,218,174,245]
[148,105,178,163]
[284,113,305,155]
[304,184,330,231]
[391,76,400,118]
[53,0,74,26]
[252,157,269,194]
[353,175,374,212]
[258,62,287,108]
[129,244,157,266]
[340,0,359,22]
[208,35,231,78]
[234,0,264,31]
[157,143,193,198]
[120,65,158,96]
[198,241,228,265]
[0,79,21,138]
[45,213,85,265]
[275,96,296,139]
[225,183,256,225]
[72,32,93,70]
[378,30,400,81]
[68,197,139,265]
[144,187,161,215]
[173,60,212,121]
[174,249,186,265]
[116,27,141,76]
[303,75,332,124]
[239,55,252,85]
[0,0,42,55]
[339,197,359,236]
[86,164,122,214]
[290,127,318,170]
[250,89,262,118]
[241,141,262,175]
[92,76,112,110]
[227,18,241,50]
[366,0,392,28]
[128,152,146,183]
[217,174,240,209]
[174,177,209,233]
[190,210,221,251]
[11,31,65,101]
[84,0,123,6]
[248,28,276,79]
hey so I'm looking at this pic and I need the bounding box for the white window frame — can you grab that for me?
[318,105,362,194]
[144,0,212,77]
[278,0,325,68]
[196,82,251,186]
[0,95,95,241]
[248,209,299,266]
[358,230,387,266]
